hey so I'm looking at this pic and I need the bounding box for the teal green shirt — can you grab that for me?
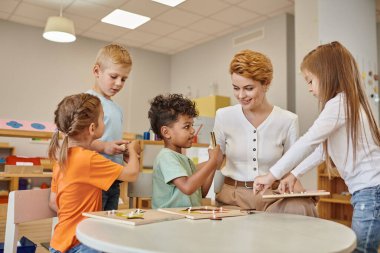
[152,148,202,209]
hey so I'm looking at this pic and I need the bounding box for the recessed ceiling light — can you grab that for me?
[152,0,186,7]
[101,9,150,29]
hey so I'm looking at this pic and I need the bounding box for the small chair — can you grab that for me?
[4,189,57,253]
[128,173,153,208]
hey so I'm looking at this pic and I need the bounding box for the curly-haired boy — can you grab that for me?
[148,94,220,208]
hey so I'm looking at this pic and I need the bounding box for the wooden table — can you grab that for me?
[77,212,356,253]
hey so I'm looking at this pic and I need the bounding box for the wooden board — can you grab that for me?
[158,206,249,220]
[82,209,183,226]
[262,190,330,200]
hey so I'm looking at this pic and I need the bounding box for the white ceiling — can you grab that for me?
[0,0,379,55]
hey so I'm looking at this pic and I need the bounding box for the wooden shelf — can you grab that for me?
[0,129,54,139]
[1,128,136,141]
[0,173,52,178]
[0,191,9,196]
[319,173,342,178]
[0,142,12,148]
[141,140,209,147]
[319,197,351,205]
[318,163,352,227]
[329,218,352,227]
[142,168,153,173]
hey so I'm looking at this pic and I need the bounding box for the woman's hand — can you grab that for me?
[253,173,276,194]
[278,173,297,193]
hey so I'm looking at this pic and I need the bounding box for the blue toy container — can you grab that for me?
[0,236,36,253]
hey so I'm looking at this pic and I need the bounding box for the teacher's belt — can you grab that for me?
[224,177,254,189]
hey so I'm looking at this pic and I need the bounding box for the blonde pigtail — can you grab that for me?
[48,130,60,162]
[58,135,69,172]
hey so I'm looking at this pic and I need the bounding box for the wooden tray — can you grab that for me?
[262,190,330,200]
[83,209,183,226]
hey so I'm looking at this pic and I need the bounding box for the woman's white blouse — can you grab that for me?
[213,104,299,181]
[270,93,380,194]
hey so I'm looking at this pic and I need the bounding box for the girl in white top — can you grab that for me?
[254,41,380,253]
[214,49,317,216]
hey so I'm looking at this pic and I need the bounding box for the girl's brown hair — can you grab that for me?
[301,41,380,174]
[48,93,101,171]
[229,49,273,86]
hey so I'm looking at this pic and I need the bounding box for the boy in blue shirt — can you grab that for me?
[148,94,221,208]
[87,44,132,210]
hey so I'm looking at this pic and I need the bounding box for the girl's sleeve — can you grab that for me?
[291,144,325,178]
[283,116,299,153]
[270,95,345,179]
[90,153,124,191]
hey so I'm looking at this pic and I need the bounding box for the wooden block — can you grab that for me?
[5,165,43,174]
[137,198,151,209]
[40,159,53,169]
[201,198,212,206]
[262,190,330,200]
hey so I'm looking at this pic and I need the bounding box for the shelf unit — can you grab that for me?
[317,163,352,227]
[0,129,56,204]
[0,129,210,207]
[0,142,15,202]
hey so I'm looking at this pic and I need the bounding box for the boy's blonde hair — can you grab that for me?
[95,43,132,69]
[229,49,273,86]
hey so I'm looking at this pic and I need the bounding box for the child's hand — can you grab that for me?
[127,140,141,155]
[124,141,141,163]
[208,145,220,166]
[104,140,129,155]
[278,173,298,194]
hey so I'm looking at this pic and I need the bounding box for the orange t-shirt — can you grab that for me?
[50,147,123,253]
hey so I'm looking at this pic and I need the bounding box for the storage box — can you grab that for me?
[0,195,8,204]
[0,236,36,253]
[193,95,230,117]
[4,165,43,174]
[5,156,41,166]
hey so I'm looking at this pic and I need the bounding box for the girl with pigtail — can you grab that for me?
[48,93,141,253]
